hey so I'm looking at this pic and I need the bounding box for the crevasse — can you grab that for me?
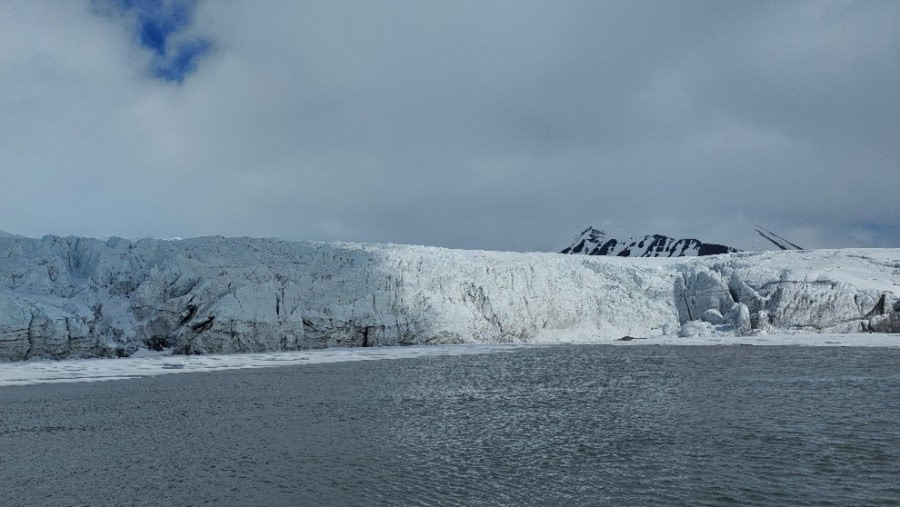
[1,234,897,360]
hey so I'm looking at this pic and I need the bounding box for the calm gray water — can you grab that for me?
[2,345,900,506]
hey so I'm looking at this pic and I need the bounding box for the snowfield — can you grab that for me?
[1,233,898,361]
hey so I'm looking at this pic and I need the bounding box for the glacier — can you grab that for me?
[0,233,898,360]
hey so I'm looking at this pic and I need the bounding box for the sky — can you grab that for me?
[1,0,898,252]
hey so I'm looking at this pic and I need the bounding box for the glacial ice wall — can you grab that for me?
[0,234,897,360]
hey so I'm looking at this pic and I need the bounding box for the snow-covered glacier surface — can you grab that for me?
[1,234,898,360]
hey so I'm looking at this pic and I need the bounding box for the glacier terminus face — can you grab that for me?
[0,234,897,360]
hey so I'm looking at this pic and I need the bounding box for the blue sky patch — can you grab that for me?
[153,39,210,82]
[103,0,210,83]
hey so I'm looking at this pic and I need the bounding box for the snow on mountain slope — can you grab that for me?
[0,234,897,360]
[562,226,740,257]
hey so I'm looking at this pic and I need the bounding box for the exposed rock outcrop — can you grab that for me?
[562,226,740,257]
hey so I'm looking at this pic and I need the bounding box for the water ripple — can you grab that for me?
[2,345,899,505]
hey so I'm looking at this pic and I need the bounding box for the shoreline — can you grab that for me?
[610,332,900,348]
[2,333,898,387]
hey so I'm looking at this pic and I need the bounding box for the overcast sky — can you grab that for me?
[1,1,898,252]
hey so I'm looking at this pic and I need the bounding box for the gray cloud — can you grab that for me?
[1,0,898,252]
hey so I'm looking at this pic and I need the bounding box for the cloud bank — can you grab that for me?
[1,0,898,251]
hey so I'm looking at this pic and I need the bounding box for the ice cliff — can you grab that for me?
[1,234,898,360]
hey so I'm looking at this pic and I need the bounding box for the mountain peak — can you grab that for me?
[574,226,606,243]
[561,227,739,257]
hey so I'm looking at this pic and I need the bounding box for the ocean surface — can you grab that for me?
[2,345,900,506]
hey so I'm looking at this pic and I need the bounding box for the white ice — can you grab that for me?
[1,232,898,360]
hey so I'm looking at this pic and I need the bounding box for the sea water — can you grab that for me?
[2,345,899,505]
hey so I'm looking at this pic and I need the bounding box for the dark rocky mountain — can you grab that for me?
[561,226,740,257]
